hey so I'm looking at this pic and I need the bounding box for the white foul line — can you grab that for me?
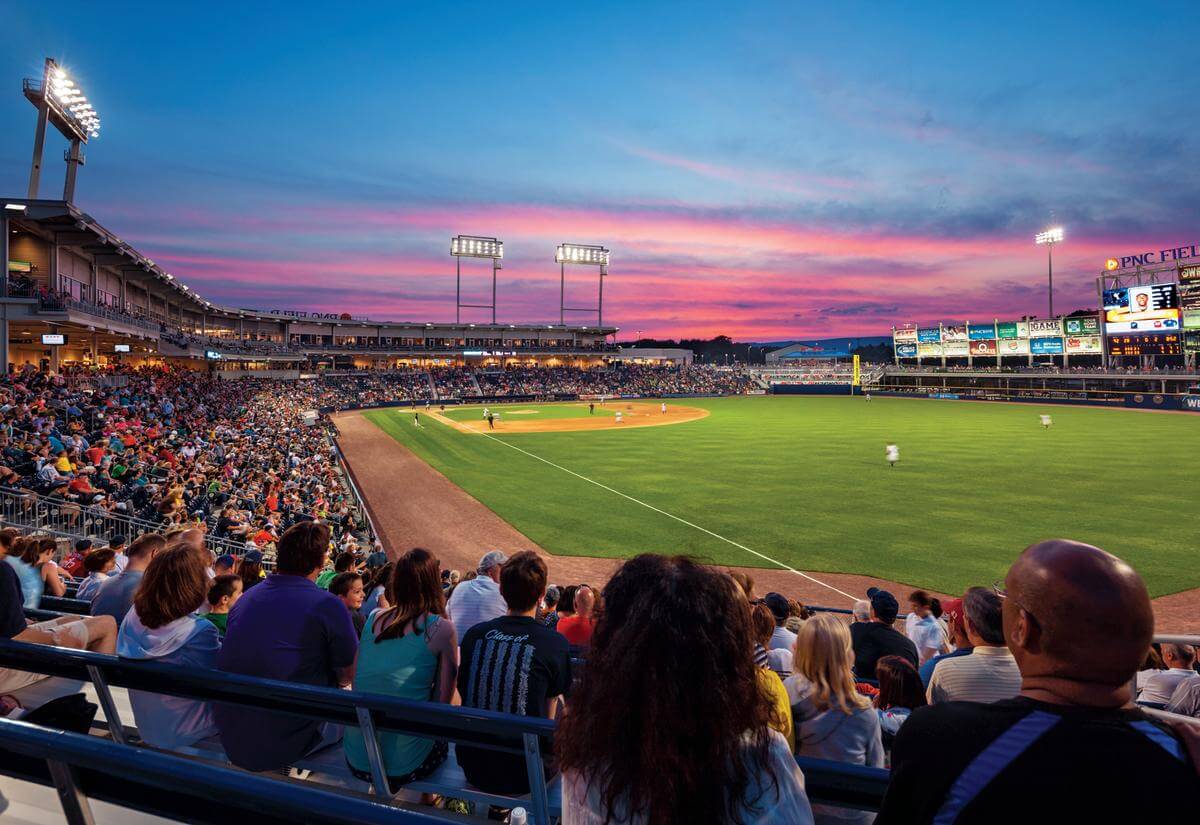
[470,428,856,601]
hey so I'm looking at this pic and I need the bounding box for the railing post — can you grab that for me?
[354,706,392,797]
[522,732,551,825]
[47,759,97,825]
[86,664,127,745]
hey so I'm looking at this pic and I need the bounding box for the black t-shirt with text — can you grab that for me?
[851,621,918,680]
[877,697,1199,824]
[455,615,571,794]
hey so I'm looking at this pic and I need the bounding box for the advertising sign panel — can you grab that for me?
[1064,335,1103,353]
[916,342,943,357]
[941,325,968,342]
[895,343,918,358]
[893,327,919,344]
[1028,319,1063,337]
[968,323,996,340]
[943,341,969,357]
[996,321,1029,339]
[1063,316,1101,335]
[1030,337,1064,355]
[917,328,942,343]
[1181,267,1200,321]
[997,337,1030,356]
[968,339,998,356]
[1186,331,1200,352]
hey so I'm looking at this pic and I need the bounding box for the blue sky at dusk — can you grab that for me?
[2,2,1198,339]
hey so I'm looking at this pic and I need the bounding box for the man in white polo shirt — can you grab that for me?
[446,550,509,637]
[1138,643,1197,706]
[927,586,1021,704]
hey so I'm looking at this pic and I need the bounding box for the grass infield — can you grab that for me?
[364,396,1200,598]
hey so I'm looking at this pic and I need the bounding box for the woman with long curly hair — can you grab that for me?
[557,555,813,825]
[786,613,884,824]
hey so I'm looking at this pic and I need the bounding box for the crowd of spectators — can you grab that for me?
[0,363,369,564]
[2,514,1200,822]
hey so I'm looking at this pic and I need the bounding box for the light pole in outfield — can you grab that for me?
[450,235,503,324]
[556,243,610,327]
[1035,227,1064,318]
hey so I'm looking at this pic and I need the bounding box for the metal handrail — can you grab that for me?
[0,486,250,559]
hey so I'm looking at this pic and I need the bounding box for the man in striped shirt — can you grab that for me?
[927,587,1020,704]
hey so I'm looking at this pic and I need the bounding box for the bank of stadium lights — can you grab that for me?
[450,235,504,259]
[450,235,503,324]
[1035,227,1064,318]
[25,58,102,201]
[556,243,610,327]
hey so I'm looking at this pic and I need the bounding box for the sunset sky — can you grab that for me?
[2,2,1198,340]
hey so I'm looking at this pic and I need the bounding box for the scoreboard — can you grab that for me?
[1106,333,1183,356]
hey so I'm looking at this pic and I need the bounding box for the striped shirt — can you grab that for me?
[927,645,1021,705]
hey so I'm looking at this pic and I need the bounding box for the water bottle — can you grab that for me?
[508,807,528,825]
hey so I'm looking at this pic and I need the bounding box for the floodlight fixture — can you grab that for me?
[450,235,504,323]
[24,57,102,201]
[4,203,27,212]
[557,242,611,326]
[451,235,504,259]
[1034,226,1064,317]
[1035,227,1064,245]
[556,243,610,266]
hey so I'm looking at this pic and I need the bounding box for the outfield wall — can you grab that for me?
[871,386,1200,412]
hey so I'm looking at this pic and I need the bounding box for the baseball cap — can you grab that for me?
[74,539,93,553]
[214,554,236,570]
[939,597,965,633]
[866,587,900,623]
[477,550,508,573]
[763,592,791,621]
[243,550,264,564]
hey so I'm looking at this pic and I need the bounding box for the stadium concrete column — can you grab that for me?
[90,332,97,362]
[939,323,946,367]
[1,212,8,299]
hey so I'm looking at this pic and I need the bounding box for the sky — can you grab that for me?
[2,2,1198,341]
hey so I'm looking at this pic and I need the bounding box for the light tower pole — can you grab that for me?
[24,58,101,202]
[1035,227,1064,318]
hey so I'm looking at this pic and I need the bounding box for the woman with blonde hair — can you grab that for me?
[785,613,884,824]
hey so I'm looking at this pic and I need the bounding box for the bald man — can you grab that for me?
[878,540,1199,824]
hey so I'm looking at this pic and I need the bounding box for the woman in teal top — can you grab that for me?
[344,548,459,794]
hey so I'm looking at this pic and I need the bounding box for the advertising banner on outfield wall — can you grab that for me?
[969,339,998,356]
[996,321,1029,339]
[941,325,968,342]
[943,341,970,356]
[917,342,943,357]
[1030,337,1065,355]
[1028,319,1063,337]
[1063,316,1102,335]
[997,337,1030,355]
[895,343,918,357]
[1065,335,1103,353]
[917,328,941,342]
[893,327,919,344]
[968,323,996,340]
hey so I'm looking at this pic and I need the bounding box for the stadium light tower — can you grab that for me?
[1035,227,1063,318]
[450,235,504,324]
[24,58,102,202]
[556,243,610,326]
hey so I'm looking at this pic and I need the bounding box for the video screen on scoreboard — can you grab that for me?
[1103,283,1180,334]
[1106,333,1183,356]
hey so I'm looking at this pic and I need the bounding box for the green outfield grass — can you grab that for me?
[364,397,1200,598]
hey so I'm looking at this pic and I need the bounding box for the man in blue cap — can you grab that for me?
[851,586,918,680]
